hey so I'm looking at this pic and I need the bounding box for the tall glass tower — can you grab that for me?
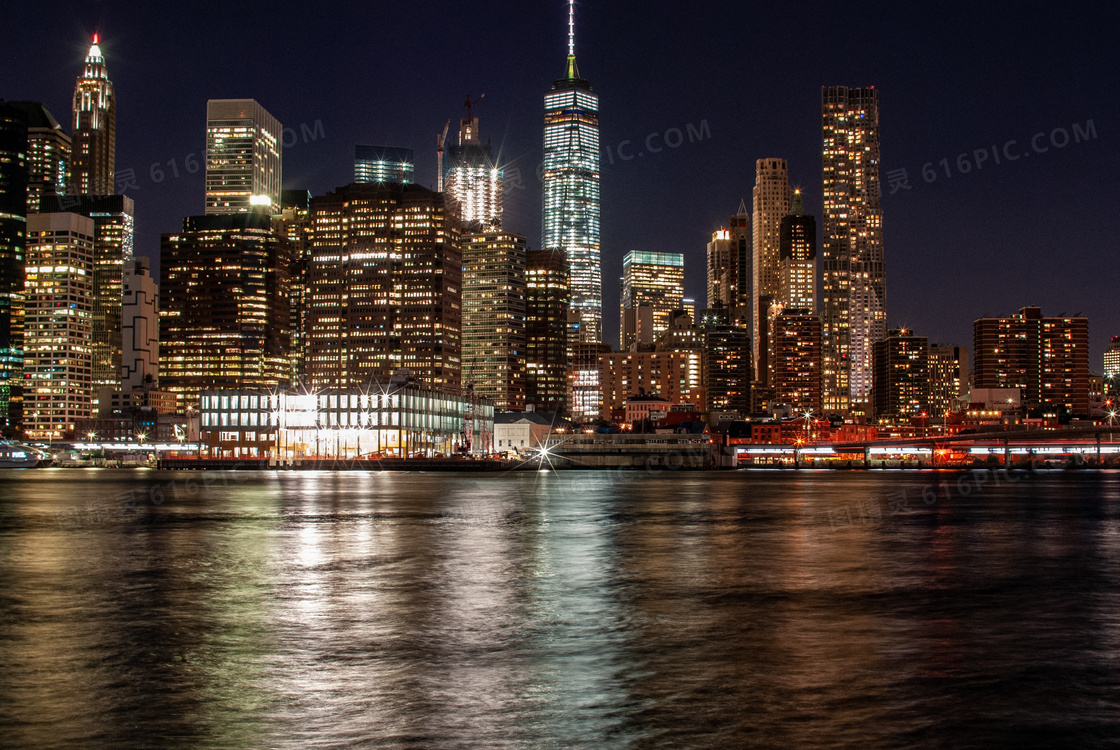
[70,35,115,196]
[542,0,601,343]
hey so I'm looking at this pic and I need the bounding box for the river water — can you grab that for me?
[1,468,1118,748]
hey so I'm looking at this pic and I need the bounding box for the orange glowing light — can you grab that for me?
[93,33,99,44]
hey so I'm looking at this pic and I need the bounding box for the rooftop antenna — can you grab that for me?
[568,0,575,58]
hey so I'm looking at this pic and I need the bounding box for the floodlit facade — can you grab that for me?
[205,99,282,214]
[525,249,569,415]
[444,113,502,229]
[753,158,791,385]
[569,342,610,423]
[24,212,95,438]
[160,213,291,406]
[70,36,115,196]
[778,189,816,313]
[822,86,886,412]
[620,250,684,349]
[199,381,494,459]
[306,182,461,393]
[542,5,601,343]
[354,145,414,185]
[462,230,526,411]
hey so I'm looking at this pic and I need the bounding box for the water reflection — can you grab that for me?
[0,469,1118,747]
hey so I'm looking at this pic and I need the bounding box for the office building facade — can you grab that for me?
[771,310,823,415]
[928,343,968,416]
[778,189,816,313]
[753,158,791,385]
[619,250,684,349]
[871,328,929,422]
[7,102,69,212]
[0,103,28,428]
[354,145,414,185]
[205,99,282,214]
[525,249,569,415]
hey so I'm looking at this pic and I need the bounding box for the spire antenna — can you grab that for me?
[568,0,575,57]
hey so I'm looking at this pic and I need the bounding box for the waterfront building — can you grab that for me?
[525,249,569,414]
[306,182,460,392]
[973,307,1089,416]
[542,1,601,342]
[778,189,816,312]
[70,35,115,195]
[205,99,282,214]
[354,145,414,185]
[6,102,69,212]
[821,86,887,413]
[462,230,526,411]
[753,158,791,385]
[160,212,291,406]
[619,250,684,349]
[40,195,134,404]
[872,328,929,422]
[24,212,95,438]
[928,343,968,416]
[0,102,28,428]
[198,378,493,459]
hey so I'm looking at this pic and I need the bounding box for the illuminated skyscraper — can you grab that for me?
[41,195,135,404]
[462,231,525,410]
[354,145,414,184]
[120,257,159,393]
[730,200,751,326]
[619,250,684,350]
[160,213,291,406]
[707,227,734,311]
[444,101,502,229]
[771,310,822,415]
[525,249,569,415]
[542,0,601,342]
[275,190,312,385]
[928,343,967,416]
[0,103,28,427]
[777,189,817,315]
[70,35,115,196]
[306,183,461,392]
[205,99,282,214]
[1105,337,1120,380]
[24,212,95,439]
[872,328,929,421]
[752,158,791,387]
[822,86,886,413]
[7,102,69,212]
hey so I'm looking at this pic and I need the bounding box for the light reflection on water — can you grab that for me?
[0,469,1119,748]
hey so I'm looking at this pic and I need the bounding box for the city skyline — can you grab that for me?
[1,2,1115,366]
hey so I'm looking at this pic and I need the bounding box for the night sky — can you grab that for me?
[4,0,1117,365]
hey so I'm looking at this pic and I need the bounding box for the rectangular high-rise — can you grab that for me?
[462,230,526,411]
[973,307,1089,416]
[7,102,69,212]
[771,310,822,415]
[619,250,684,349]
[354,145,414,185]
[306,182,460,392]
[752,158,791,386]
[70,36,115,196]
[778,189,817,313]
[525,249,569,415]
[275,190,312,386]
[40,195,135,401]
[0,102,28,428]
[872,328,928,421]
[542,11,601,343]
[822,86,886,413]
[928,344,967,416]
[205,99,282,214]
[160,213,291,405]
[121,257,158,392]
[24,212,95,438]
